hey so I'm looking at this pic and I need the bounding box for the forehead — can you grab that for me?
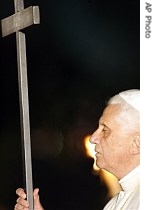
[99,104,121,124]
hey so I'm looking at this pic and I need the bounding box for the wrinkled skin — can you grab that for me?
[89,104,140,179]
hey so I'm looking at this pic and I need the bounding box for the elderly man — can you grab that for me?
[14,89,140,210]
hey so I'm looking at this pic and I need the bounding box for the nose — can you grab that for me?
[89,129,100,144]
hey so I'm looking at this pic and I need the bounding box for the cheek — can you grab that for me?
[108,130,125,149]
[100,132,117,149]
[100,133,122,160]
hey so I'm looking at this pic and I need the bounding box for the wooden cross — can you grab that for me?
[1,1,40,209]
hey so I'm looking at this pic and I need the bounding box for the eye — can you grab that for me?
[102,125,108,131]
[102,125,110,137]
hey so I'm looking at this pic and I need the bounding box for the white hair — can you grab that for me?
[107,89,140,133]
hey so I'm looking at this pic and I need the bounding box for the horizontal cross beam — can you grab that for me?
[1,6,40,37]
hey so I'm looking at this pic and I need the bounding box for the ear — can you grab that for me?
[129,135,140,155]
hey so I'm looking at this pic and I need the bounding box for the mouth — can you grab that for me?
[95,150,103,157]
[95,149,100,154]
[95,152,100,156]
[95,148,102,156]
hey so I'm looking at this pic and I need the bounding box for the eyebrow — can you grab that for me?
[99,118,110,129]
[99,122,105,126]
[99,119,106,127]
[99,116,104,124]
[99,119,103,125]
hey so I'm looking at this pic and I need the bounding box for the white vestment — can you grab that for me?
[103,166,140,210]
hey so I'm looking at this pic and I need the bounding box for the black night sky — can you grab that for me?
[0,0,140,209]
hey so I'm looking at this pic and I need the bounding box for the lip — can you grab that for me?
[95,152,100,156]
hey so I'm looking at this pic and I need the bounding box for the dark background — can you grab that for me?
[0,0,140,209]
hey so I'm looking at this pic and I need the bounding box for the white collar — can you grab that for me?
[118,166,140,192]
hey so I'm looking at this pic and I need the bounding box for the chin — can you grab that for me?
[96,159,103,169]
